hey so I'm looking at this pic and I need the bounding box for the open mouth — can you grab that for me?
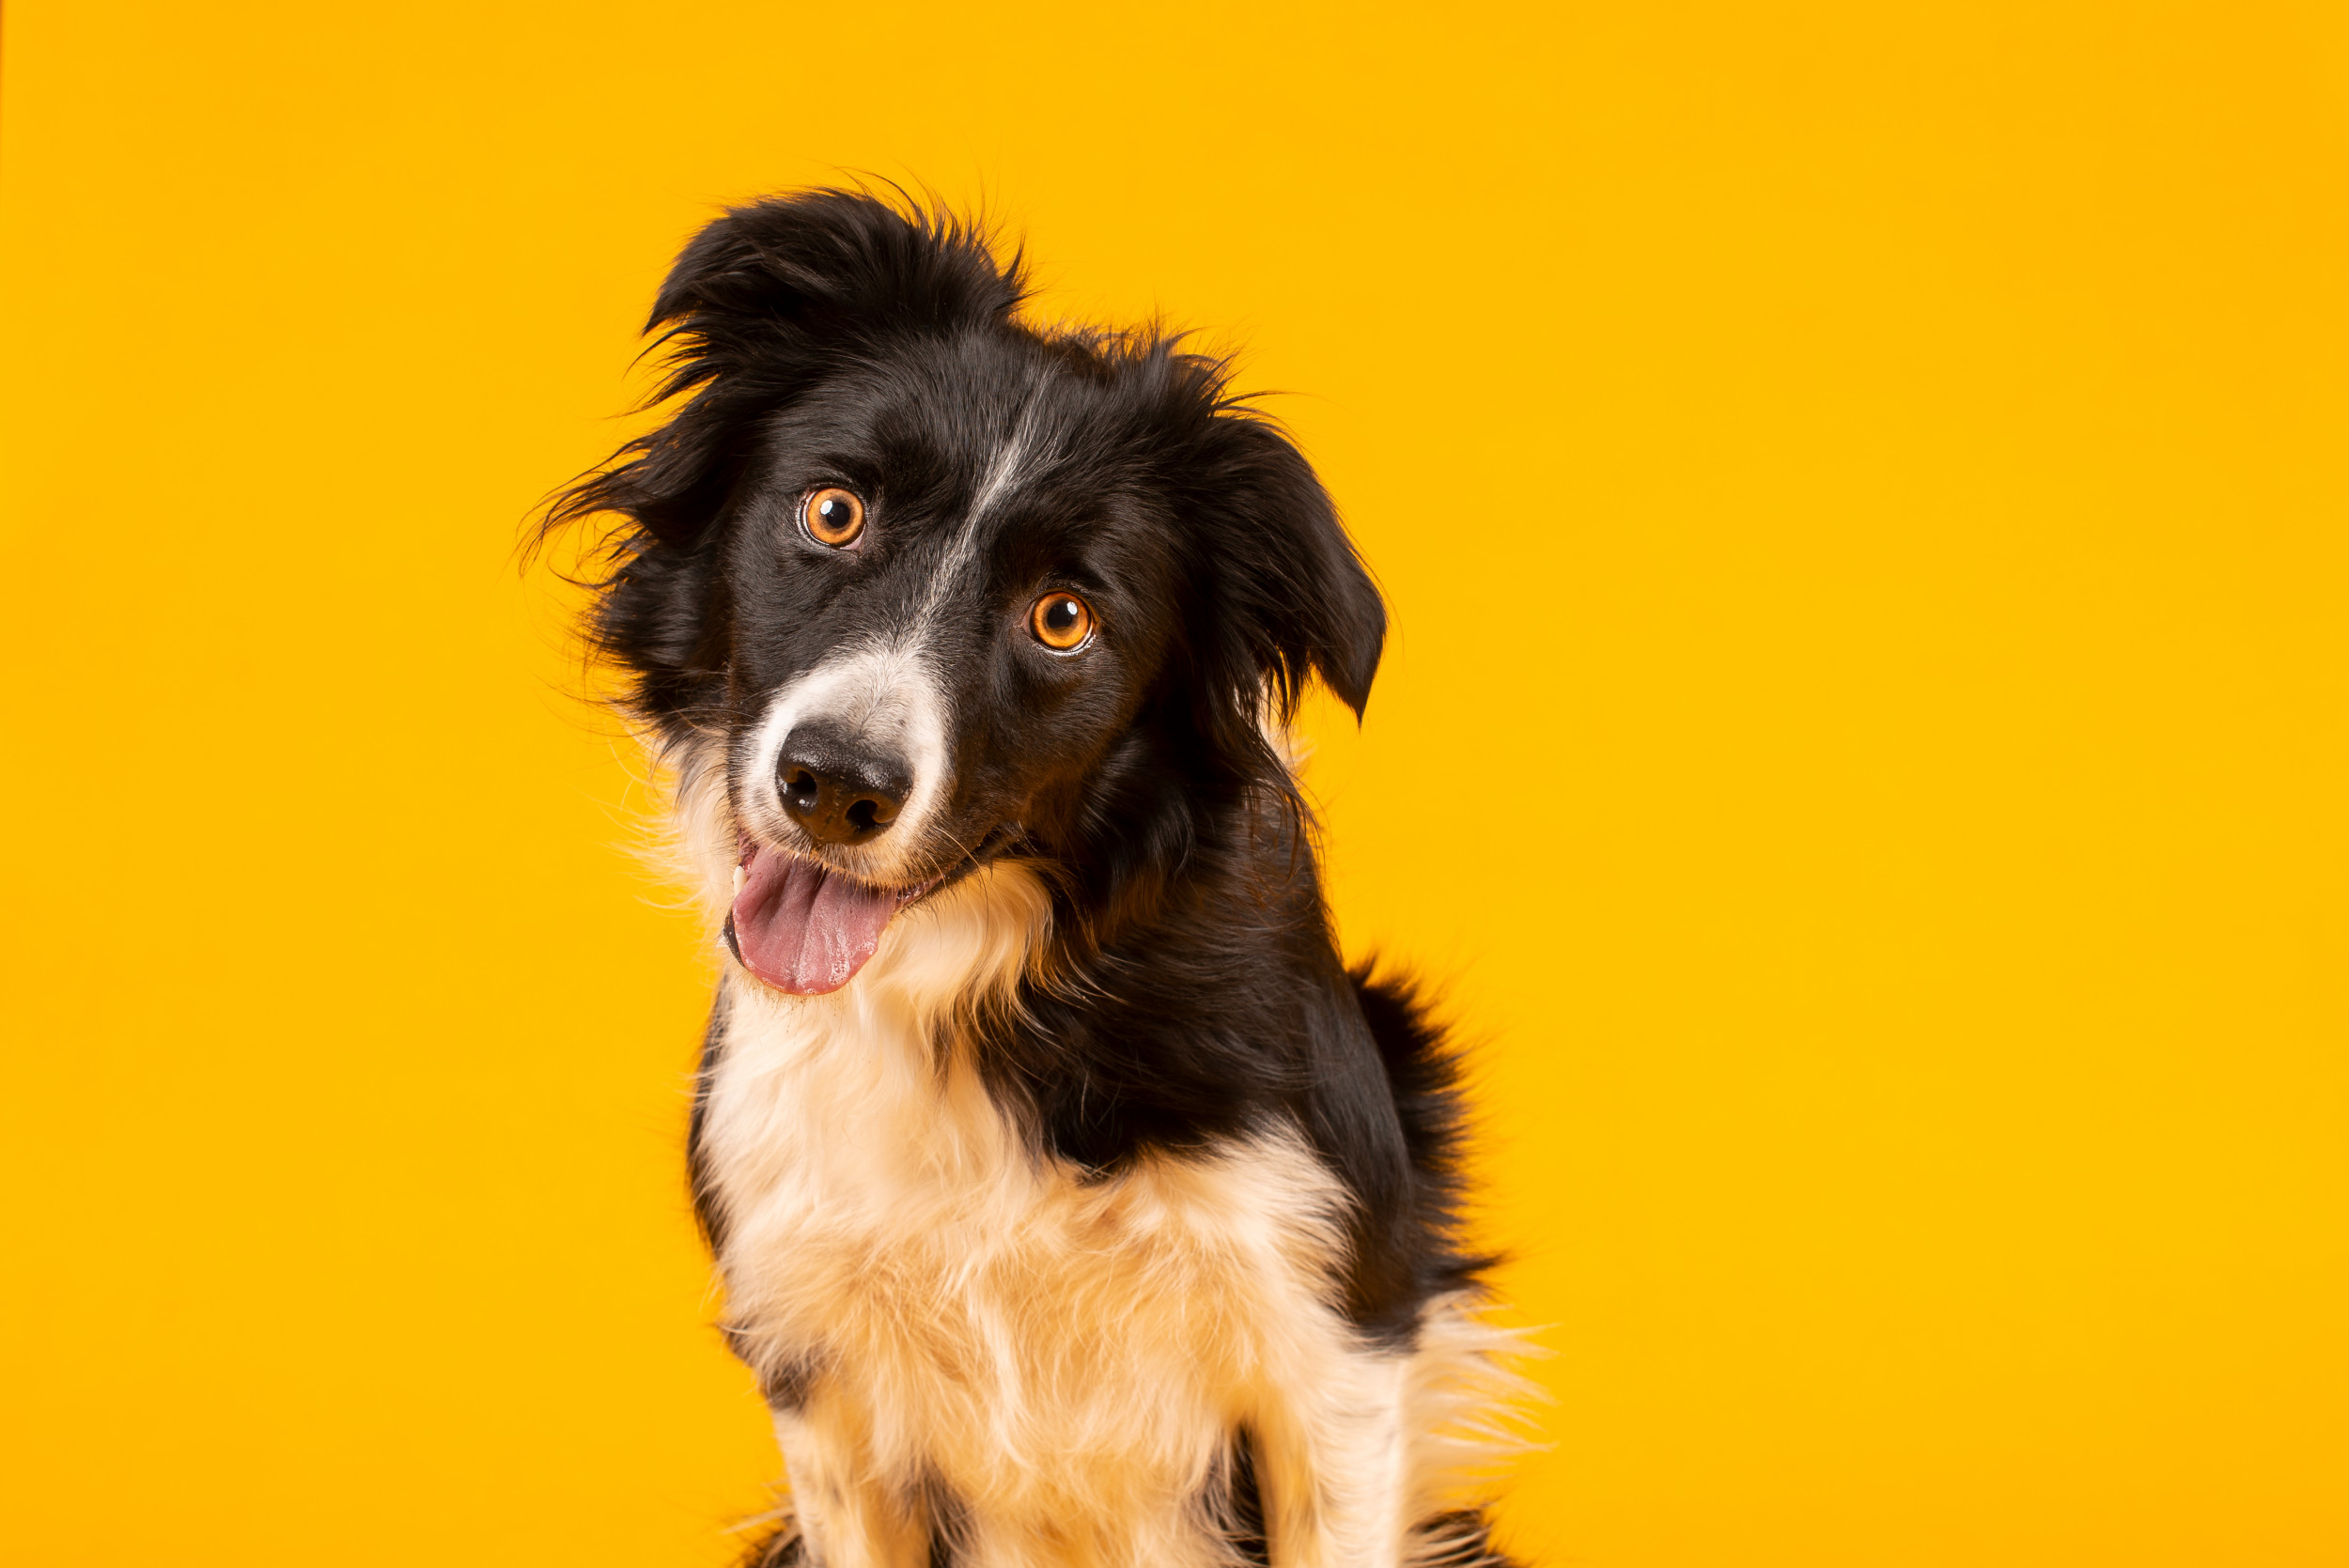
[723,831,1010,996]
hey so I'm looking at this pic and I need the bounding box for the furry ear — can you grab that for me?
[549,189,1023,549]
[1190,412,1388,722]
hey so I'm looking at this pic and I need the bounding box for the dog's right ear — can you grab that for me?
[549,190,1023,549]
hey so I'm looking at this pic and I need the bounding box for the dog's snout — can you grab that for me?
[777,726,912,846]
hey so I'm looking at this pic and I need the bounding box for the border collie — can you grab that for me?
[547,189,1524,1568]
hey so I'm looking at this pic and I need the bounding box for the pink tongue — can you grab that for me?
[730,847,897,995]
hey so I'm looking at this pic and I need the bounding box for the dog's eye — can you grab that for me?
[1029,593,1095,653]
[802,488,866,548]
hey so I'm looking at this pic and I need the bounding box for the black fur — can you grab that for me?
[1219,1428,1270,1567]
[687,988,732,1254]
[1407,1513,1523,1568]
[921,1475,972,1568]
[743,1524,805,1567]
[548,187,1503,1555]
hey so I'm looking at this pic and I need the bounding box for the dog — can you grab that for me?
[546,189,1524,1568]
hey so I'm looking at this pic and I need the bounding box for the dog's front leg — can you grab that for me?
[774,1406,933,1568]
[1252,1351,1412,1568]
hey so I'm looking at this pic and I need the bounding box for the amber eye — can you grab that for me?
[802,488,865,547]
[1029,593,1095,652]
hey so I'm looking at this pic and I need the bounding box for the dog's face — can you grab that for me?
[718,338,1200,992]
[556,193,1385,996]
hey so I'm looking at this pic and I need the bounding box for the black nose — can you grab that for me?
[777,725,912,846]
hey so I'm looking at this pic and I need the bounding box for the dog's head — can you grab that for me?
[553,191,1383,997]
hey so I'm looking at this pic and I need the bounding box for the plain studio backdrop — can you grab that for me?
[2,3,2344,1564]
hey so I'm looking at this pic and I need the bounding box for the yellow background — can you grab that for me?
[4,2,2344,1563]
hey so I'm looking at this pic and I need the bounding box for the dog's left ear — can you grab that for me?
[1190,414,1387,722]
[543,190,1023,553]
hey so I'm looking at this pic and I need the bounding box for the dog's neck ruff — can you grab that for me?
[699,877,1402,1568]
[683,864,1518,1568]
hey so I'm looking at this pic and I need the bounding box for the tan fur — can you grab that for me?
[660,743,1524,1568]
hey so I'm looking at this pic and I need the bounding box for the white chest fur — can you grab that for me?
[692,865,1511,1568]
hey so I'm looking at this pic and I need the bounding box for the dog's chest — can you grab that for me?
[697,982,1349,1509]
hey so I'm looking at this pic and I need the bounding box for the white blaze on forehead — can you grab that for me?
[913,418,1048,633]
[971,422,1034,520]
